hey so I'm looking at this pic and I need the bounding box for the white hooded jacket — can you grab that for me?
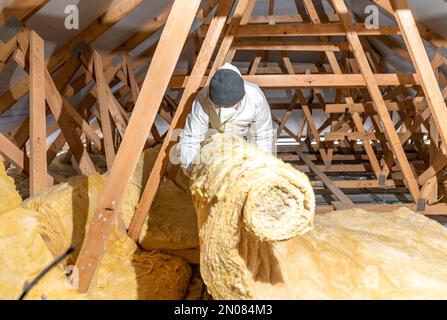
[178,63,273,171]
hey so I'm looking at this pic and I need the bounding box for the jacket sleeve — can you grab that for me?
[251,90,273,154]
[178,98,209,171]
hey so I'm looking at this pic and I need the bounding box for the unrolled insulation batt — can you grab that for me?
[190,133,447,300]
[0,150,192,300]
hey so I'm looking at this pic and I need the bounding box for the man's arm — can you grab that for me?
[252,90,274,154]
[178,99,209,172]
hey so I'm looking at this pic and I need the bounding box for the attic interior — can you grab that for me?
[1,0,447,300]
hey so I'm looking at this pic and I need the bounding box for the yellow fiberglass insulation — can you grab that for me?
[0,208,84,300]
[0,151,192,300]
[18,146,198,253]
[0,206,191,300]
[190,133,447,300]
[0,156,22,214]
[190,133,315,299]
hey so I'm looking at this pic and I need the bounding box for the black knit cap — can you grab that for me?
[209,69,245,107]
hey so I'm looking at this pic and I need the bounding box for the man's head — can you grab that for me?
[209,63,245,108]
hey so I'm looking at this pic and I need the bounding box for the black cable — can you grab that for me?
[18,247,75,300]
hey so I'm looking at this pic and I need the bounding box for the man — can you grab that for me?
[178,63,273,173]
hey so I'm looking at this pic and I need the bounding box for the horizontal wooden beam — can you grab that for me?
[231,40,349,52]
[234,23,400,37]
[169,73,419,89]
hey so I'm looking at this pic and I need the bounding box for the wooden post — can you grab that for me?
[29,31,49,196]
[93,51,116,169]
[74,0,202,293]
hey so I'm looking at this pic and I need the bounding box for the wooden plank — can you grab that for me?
[325,102,400,113]
[12,29,30,69]
[202,13,341,25]
[29,31,48,196]
[273,116,301,141]
[127,0,236,241]
[301,0,382,179]
[9,54,83,152]
[74,0,202,293]
[281,54,330,163]
[0,0,49,24]
[0,133,27,171]
[390,0,447,151]
[296,148,354,210]
[60,98,103,151]
[332,0,420,201]
[0,0,144,115]
[234,23,400,37]
[93,51,115,169]
[44,68,96,176]
[123,55,158,141]
[45,63,122,162]
[63,0,217,101]
[169,73,420,89]
[0,0,49,70]
[421,117,440,206]
[231,39,348,52]
[374,0,447,50]
[207,0,254,82]
[11,40,102,154]
[418,153,447,186]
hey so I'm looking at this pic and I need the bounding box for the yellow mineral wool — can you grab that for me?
[0,151,192,300]
[190,133,315,299]
[87,226,192,300]
[191,133,447,300]
[0,207,84,300]
[0,156,22,214]
[267,208,447,299]
[22,148,198,259]
[0,206,191,300]
[138,179,199,250]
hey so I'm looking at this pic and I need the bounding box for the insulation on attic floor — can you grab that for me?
[190,134,447,300]
[0,149,197,300]
[2,139,447,300]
